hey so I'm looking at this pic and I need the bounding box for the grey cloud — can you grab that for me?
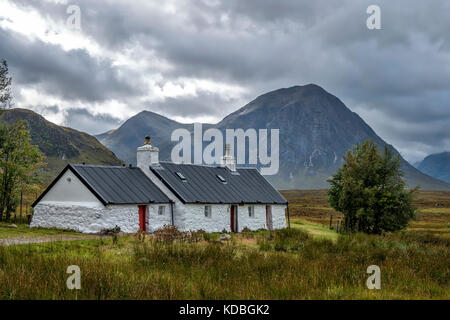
[2,0,450,161]
[143,90,246,122]
[62,108,123,135]
[0,28,139,103]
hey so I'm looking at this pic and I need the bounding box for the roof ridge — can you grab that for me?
[158,161,223,168]
[70,163,130,168]
[158,161,254,171]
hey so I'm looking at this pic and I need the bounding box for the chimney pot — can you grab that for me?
[221,143,236,171]
[225,144,231,156]
[137,137,159,168]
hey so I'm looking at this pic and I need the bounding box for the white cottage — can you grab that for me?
[31,137,288,233]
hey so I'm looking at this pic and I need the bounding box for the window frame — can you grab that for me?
[158,205,165,215]
[204,205,212,218]
[248,205,255,218]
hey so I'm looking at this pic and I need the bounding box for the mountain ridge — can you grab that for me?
[0,108,123,184]
[94,84,450,190]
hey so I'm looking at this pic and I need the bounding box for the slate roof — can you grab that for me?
[150,162,287,204]
[33,164,171,206]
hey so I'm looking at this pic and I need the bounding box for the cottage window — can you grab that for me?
[158,206,165,215]
[204,205,212,218]
[248,206,255,218]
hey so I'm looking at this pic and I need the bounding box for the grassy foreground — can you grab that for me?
[0,190,448,300]
[0,227,448,299]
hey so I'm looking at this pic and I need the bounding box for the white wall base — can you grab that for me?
[174,204,287,233]
[31,203,287,234]
[31,203,140,233]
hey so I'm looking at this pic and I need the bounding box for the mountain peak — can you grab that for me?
[258,83,328,99]
[285,83,326,92]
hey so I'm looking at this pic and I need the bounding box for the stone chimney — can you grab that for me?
[137,136,159,168]
[221,144,236,171]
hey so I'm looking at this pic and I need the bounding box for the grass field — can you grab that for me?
[282,190,450,239]
[0,190,448,300]
[0,222,88,239]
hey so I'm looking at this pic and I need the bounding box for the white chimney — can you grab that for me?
[221,143,236,171]
[137,136,159,168]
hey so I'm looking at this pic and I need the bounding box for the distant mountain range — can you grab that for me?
[0,108,122,183]
[414,152,450,183]
[96,84,450,190]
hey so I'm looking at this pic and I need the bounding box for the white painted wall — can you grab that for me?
[31,202,286,234]
[39,169,103,207]
[146,203,172,232]
[31,203,174,234]
[31,203,139,233]
[271,205,288,230]
[178,204,287,232]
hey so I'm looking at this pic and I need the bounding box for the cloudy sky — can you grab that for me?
[1,0,449,163]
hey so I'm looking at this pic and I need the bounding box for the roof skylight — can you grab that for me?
[176,172,187,181]
[216,174,227,183]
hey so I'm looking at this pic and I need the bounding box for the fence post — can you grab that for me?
[329,215,333,229]
[19,191,23,224]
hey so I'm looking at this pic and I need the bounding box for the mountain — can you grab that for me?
[415,152,450,183]
[1,108,123,183]
[96,84,450,190]
[96,110,193,165]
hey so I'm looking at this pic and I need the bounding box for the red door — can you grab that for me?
[230,205,238,233]
[138,205,147,232]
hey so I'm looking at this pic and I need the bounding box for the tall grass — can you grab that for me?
[0,229,448,299]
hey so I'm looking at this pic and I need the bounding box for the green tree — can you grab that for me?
[0,59,12,110]
[328,140,417,234]
[0,120,44,221]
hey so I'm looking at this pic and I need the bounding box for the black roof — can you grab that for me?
[150,162,287,204]
[33,164,171,207]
